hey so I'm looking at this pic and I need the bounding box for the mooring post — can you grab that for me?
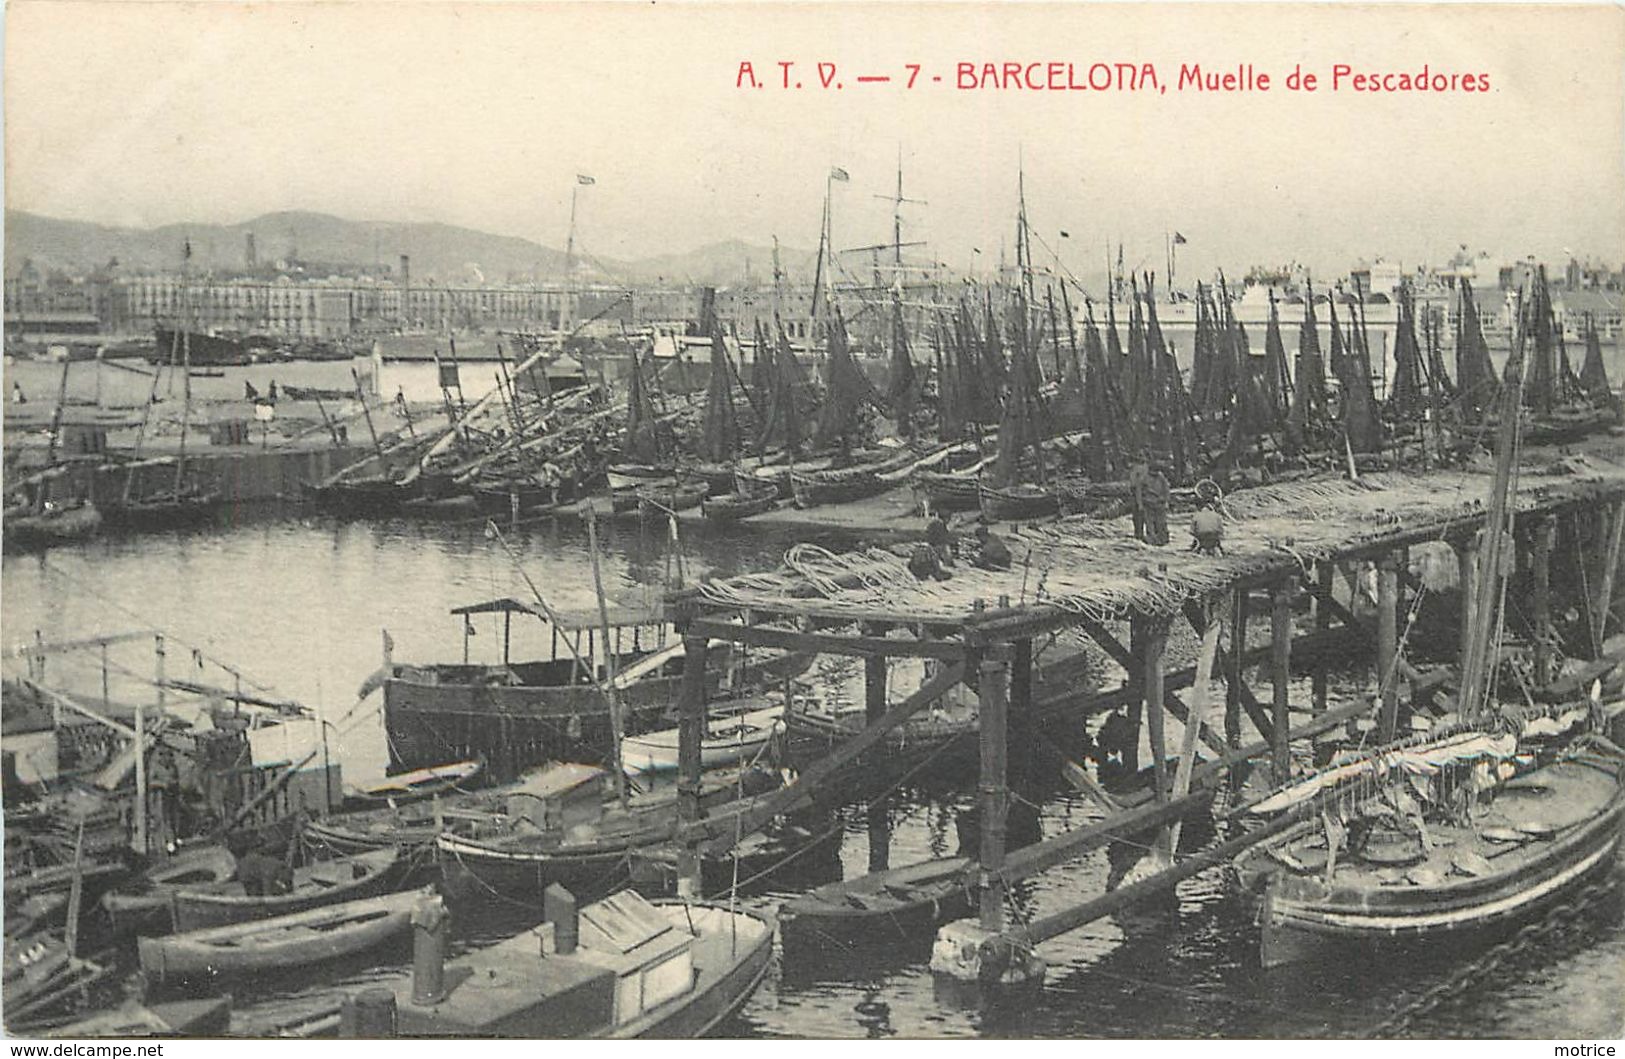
[1455,532,1480,674]
[410,890,450,1005]
[864,624,891,873]
[1010,637,1035,787]
[1376,552,1400,742]
[1270,579,1294,786]
[1312,562,1332,714]
[1533,516,1554,686]
[977,655,1010,933]
[676,631,709,898]
[1225,586,1248,760]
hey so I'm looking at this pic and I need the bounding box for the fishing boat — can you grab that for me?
[914,465,986,513]
[790,447,918,508]
[387,889,774,1038]
[346,759,484,808]
[1236,731,1625,968]
[699,476,779,523]
[301,475,421,516]
[977,480,1059,522]
[379,597,810,778]
[168,847,402,933]
[620,704,783,775]
[101,845,238,935]
[606,345,677,490]
[102,484,223,532]
[435,762,787,900]
[635,479,708,518]
[2,499,102,552]
[778,855,976,954]
[138,888,425,982]
[302,802,450,858]
[435,765,677,898]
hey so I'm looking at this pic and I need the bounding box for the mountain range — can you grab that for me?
[4,209,818,288]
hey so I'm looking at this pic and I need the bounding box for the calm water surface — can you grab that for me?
[3,509,1621,1038]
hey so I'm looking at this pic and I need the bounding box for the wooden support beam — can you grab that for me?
[1009,784,1321,948]
[1225,587,1247,764]
[978,657,1010,933]
[1125,620,1144,775]
[1271,579,1294,786]
[1312,562,1333,713]
[1010,638,1035,786]
[1166,611,1221,856]
[999,693,1378,885]
[1090,610,1228,757]
[1376,553,1400,742]
[676,634,709,897]
[1532,516,1554,686]
[685,617,965,660]
[1141,617,1170,819]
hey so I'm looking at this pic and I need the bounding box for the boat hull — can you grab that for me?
[168,848,401,933]
[1247,758,1625,968]
[138,890,420,982]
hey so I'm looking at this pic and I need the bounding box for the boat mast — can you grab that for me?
[173,241,194,497]
[1458,288,1530,722]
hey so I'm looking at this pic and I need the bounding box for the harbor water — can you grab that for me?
[3,508,1622,1038]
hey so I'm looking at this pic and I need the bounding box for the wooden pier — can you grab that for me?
[661,443,1625,984]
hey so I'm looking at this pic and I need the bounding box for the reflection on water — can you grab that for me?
[3,508,1621,1038]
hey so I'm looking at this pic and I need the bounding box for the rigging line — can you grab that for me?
[34,554,289,700]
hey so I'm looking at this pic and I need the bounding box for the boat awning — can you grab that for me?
[450,597,668,630]
[450,598,539,617]
[509,761,606,801]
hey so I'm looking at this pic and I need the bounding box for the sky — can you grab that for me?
[5,2,1624,281]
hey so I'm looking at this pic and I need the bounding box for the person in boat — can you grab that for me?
[1143,462,1171,546]
[267,379,278,402]
[244,380,260,401]
[971,523,1012,571]
[1190,499,1224,556]
[148,748,180,843]
[237,842,290,897]
[925,513,956,566]
[11,381,24,404]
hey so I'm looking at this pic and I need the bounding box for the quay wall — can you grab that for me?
[38,445,370,506]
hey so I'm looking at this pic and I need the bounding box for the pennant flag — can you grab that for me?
[576,174,596,185]
[1172,232,1188,245]
[829,167,850,182]
[1059,230,1070,238]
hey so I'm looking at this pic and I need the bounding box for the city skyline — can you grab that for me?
[6,2,1624,283]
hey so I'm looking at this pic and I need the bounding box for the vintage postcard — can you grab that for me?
[3,0,1623,1044]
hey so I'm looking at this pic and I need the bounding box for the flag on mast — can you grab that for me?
[829,167,850,182]
[1172,232,1188,245]
[576,174,596,185]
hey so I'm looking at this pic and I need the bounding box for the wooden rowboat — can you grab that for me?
[139,888,425,982]
[779,855,976,955]
[978,481,1059,521]
[169,847,402,933]
[700,479,779,522]
[620,705,783,775]
[348,758,484,807]
[101,845,238,934]
[636,480,708,518]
